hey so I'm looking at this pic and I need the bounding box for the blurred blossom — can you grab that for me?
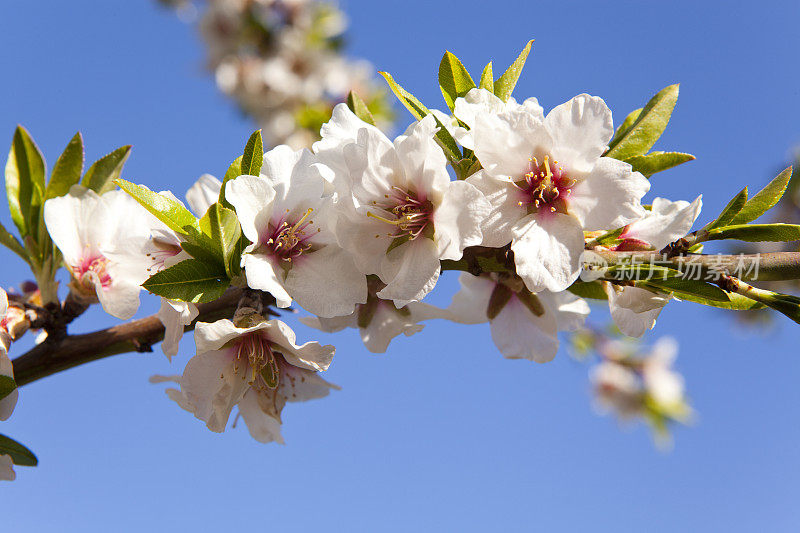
[161,0,393,148]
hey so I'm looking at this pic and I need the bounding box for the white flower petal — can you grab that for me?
[568,157,650,231]
[447,273,494,325]
[284,245,367,317]
[434,180,490,260]
[241,252,292,308]
[180,349,248,433]
[261,319,335,372]
[0,455,15,481]
[625,196,702,250]
[545,94,613,174]
[186,174,222,216]
[465,171,524,247]
[158,299,199,359]
[226,174,276,244]
[605,284,668,338]
[511,213,584,293]
[237,390,285,444]
[490,296,559,363]
[377,238,441,306]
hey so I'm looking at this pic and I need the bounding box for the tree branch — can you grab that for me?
[11,289,243,387]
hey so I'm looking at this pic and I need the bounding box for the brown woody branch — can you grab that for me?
[11,289,243,387]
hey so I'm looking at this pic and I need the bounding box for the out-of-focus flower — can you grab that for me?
[164,0,392,148]
[0,289,19,422]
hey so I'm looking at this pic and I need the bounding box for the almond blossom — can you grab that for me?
[0,289,18,422]
[603,196,702,337]
[324,110,491,306]
[447,272,589,362]
[227,145,368,317]
[460,89,650,293]
[43,186,153,320]
[299,276,444,353]
[159,317,337,444]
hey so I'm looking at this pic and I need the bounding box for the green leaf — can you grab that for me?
[46,132,84,200]
[705,187,748,230]
[644,277,730,302]
[379,71,462,163]
[625,151,695,178]
[494,39,533,102]
[218,155,243,208]
[81,145,131,194]
[730,166,793,225]
[347,91,377,126]
[142,258,230,303]
[0,220,29,264]
[609,108,642,147]
[199,203,242,278]
[706,223,800,243]
[0,434,38,467]
[585,226,626,247]
[567,280,608,300]
[115,179,198,235]
[438,51,476,110]
[241,130,263,177]
[0,375,16,401]
[605,84,680,160]
[666,289,765,310]
[478,61,494,91]
[5,126,46,238]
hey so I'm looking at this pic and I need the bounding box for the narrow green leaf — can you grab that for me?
[609,108,642,147]
[379,71,462,163]
[81,145,131,194]
[115,179,198,235]
[479,61,494,91]
[706,223,800,243]
[46,132,84,199]
[142,258,230,303]
[645,277,730,302]
[0,220,29,264]
[666,289,764,310]
[241,130,263,177]
[218,155,243,208]
[705,187,748,230]
[438,51,476,110]
[0,434,38,466]
[625,151,695,178]
[0,375,16,401]
[730,166,793,225]
[5,126,46,237]
[605,84,680,160]
[347,91,377,126]
[494,39,533,102]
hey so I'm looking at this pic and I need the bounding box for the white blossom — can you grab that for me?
[43,186,153,319]
[299,277,444,353]
[324,110,491,306]
[0,454,14,482]
[460,89,650,293]
[160,317,337,444]
[447,272,589,362]
[604,196,703,337]
[0,289,18,421]
[227,145,368,317]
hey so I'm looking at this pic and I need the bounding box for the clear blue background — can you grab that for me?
[1,0,800,530]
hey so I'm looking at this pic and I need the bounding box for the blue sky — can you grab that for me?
[2,0,800,530]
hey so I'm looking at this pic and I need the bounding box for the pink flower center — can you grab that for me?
[75,255,112,289]
[516,155,575,216]
[368,186,434,242]
[145,240,183,274]
[264,208,318,263]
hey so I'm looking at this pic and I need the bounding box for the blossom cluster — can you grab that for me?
[161,0,392,148]
[32,84,703,447]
